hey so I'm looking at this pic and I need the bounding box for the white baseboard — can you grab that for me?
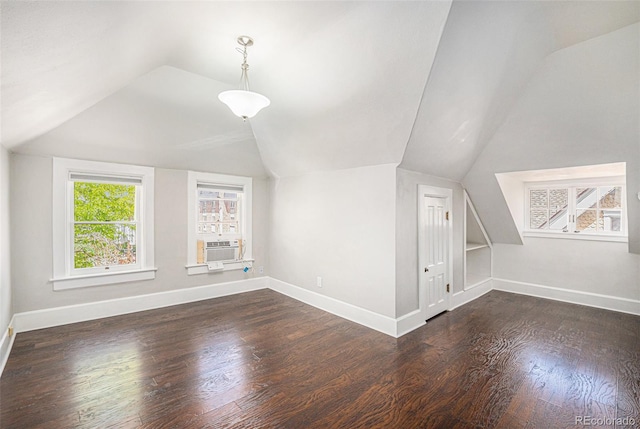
[7,274,635,380]
[450,279,493,311]
[493,278,640,316]
[0,315,16,376]
[13,277,268,333]
[396,309,425,337]
[268,277,398,337]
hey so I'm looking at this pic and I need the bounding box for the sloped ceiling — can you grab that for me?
[14,66,267,177]
[1,1,637,181]
[401,0,640,182]
[463,23,640,252]
[1,1,451,178]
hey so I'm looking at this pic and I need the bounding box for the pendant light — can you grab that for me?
[218,36,270,121]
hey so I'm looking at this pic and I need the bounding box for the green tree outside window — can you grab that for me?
[73,182,137,269]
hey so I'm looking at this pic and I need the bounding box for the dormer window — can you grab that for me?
[496,162,628,243]
[525,179,626,240]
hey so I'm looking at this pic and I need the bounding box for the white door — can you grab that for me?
[420,194,450,320]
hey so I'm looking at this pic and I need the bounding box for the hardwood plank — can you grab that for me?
[1,289,638,428]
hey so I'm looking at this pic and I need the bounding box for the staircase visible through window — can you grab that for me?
[526,182,626,238]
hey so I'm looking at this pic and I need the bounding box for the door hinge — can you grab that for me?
[446,283,450,293]
[445,211,449,221]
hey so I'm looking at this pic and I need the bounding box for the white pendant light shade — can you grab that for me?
[219,36,270,120]
[218,90,270,120]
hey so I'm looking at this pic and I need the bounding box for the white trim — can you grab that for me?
[396,309,425,337]
[493,278,640,316]
[51,268,157,290]
[187,171,253,266]
[268,277,398,337]
[450,280,493,311]
[4,274,636,379]
[0,315,16,376]
[524,179,627,239]
[52,157,155,290]
[13,277,267,333]
[418,185,453,322]
[463,190,493,291]
[523,231,628,243]
[464,191,492,250]
[525,175,626,188]
[185,260,254,275]
[466,243,489,251]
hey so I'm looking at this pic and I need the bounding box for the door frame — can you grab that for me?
[418,185,453,321]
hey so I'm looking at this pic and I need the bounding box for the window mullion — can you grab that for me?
[568,187,575,232]
[136,186,143,265]
[67,181,75,276]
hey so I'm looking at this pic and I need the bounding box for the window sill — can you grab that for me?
[51,268,157,291]
[186,260,254,276]
[523,231,628,243]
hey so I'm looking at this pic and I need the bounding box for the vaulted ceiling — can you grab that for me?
[400,0,639,181]
[1,0,451,178]
[4,1,636,180]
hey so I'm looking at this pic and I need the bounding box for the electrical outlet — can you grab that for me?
[317,276,322,288]
[258,266,264,274]
[8,327,14,337]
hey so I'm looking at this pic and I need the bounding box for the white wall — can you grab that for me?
[494,239,640,301]
[10,153,269,313]
[269,164,397,318]
[0,146,11,339]
[464,24,640,253]
[395,168,464,316]
[462,24,640,305]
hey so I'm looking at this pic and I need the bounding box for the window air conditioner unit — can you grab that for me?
[205,240,239,262]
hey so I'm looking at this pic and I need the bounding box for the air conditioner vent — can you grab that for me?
[205,240,239,262]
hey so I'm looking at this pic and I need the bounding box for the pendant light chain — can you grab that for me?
[237,37,252,92]
[218,35,270,120]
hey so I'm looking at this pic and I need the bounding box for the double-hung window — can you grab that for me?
[52,158,155,290]
[70,173,141,273]
[187,171,252,274]
[525,178,626,240]
[196,183,243,238]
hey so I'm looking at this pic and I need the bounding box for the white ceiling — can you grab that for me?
[0,1,451,177]
[14,66,268,176]
[1,1,638,179]
[401,0,640,182]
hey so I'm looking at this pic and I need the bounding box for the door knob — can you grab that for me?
[424,267,429,272]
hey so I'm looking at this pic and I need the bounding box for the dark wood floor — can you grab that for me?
[1,290,638,428]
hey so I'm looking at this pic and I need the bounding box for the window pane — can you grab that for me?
[74,182,136,222]
[548,189,568,230]
[599,186,622,209]
[74,224,136,268]
[198,189,217,199]
[576,187,597,209]
[198,189,239,201]
[198,223,217,234]
[197,190,242,236]
[601,210,621,232]
[530,189,548,208]
[198,200,220,222]
[530,210,548,229]
[576,209,597,231]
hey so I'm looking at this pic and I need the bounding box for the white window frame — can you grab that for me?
[52,158,156,290]
[186,171,252,275]
[524,176,627,242]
